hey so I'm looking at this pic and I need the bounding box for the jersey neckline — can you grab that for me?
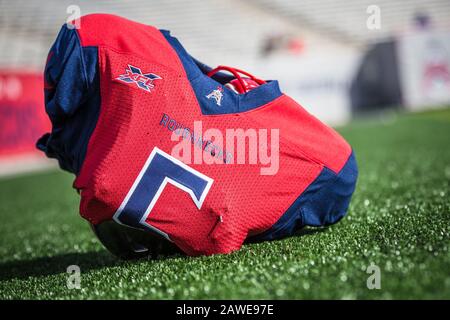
[159,29,282,115]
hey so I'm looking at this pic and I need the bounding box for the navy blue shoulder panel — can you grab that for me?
[159,30,282,115]
[248,152,358,242]
[36,25,100,175]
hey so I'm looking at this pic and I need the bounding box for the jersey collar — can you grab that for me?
[160,30,282,115]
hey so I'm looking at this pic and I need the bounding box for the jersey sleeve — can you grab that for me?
[37,24,100,174]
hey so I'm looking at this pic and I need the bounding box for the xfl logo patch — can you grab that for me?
[116,65,162,92]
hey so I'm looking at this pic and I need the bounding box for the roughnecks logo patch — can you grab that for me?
[115,65,162,92]
[206,86,224,106]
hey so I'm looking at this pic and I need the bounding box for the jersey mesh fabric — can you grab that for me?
[69,14,351,256]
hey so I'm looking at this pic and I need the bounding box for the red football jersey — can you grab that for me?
[38,14,358,256]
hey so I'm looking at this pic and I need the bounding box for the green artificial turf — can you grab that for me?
[0,108,449,299]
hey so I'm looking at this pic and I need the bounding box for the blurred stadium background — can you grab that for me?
[0,0,449,174]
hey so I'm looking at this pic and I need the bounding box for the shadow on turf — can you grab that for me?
[0,227,325,281]
[0,250,181,281]
[0,251,119,281]
[245,226,328,244]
